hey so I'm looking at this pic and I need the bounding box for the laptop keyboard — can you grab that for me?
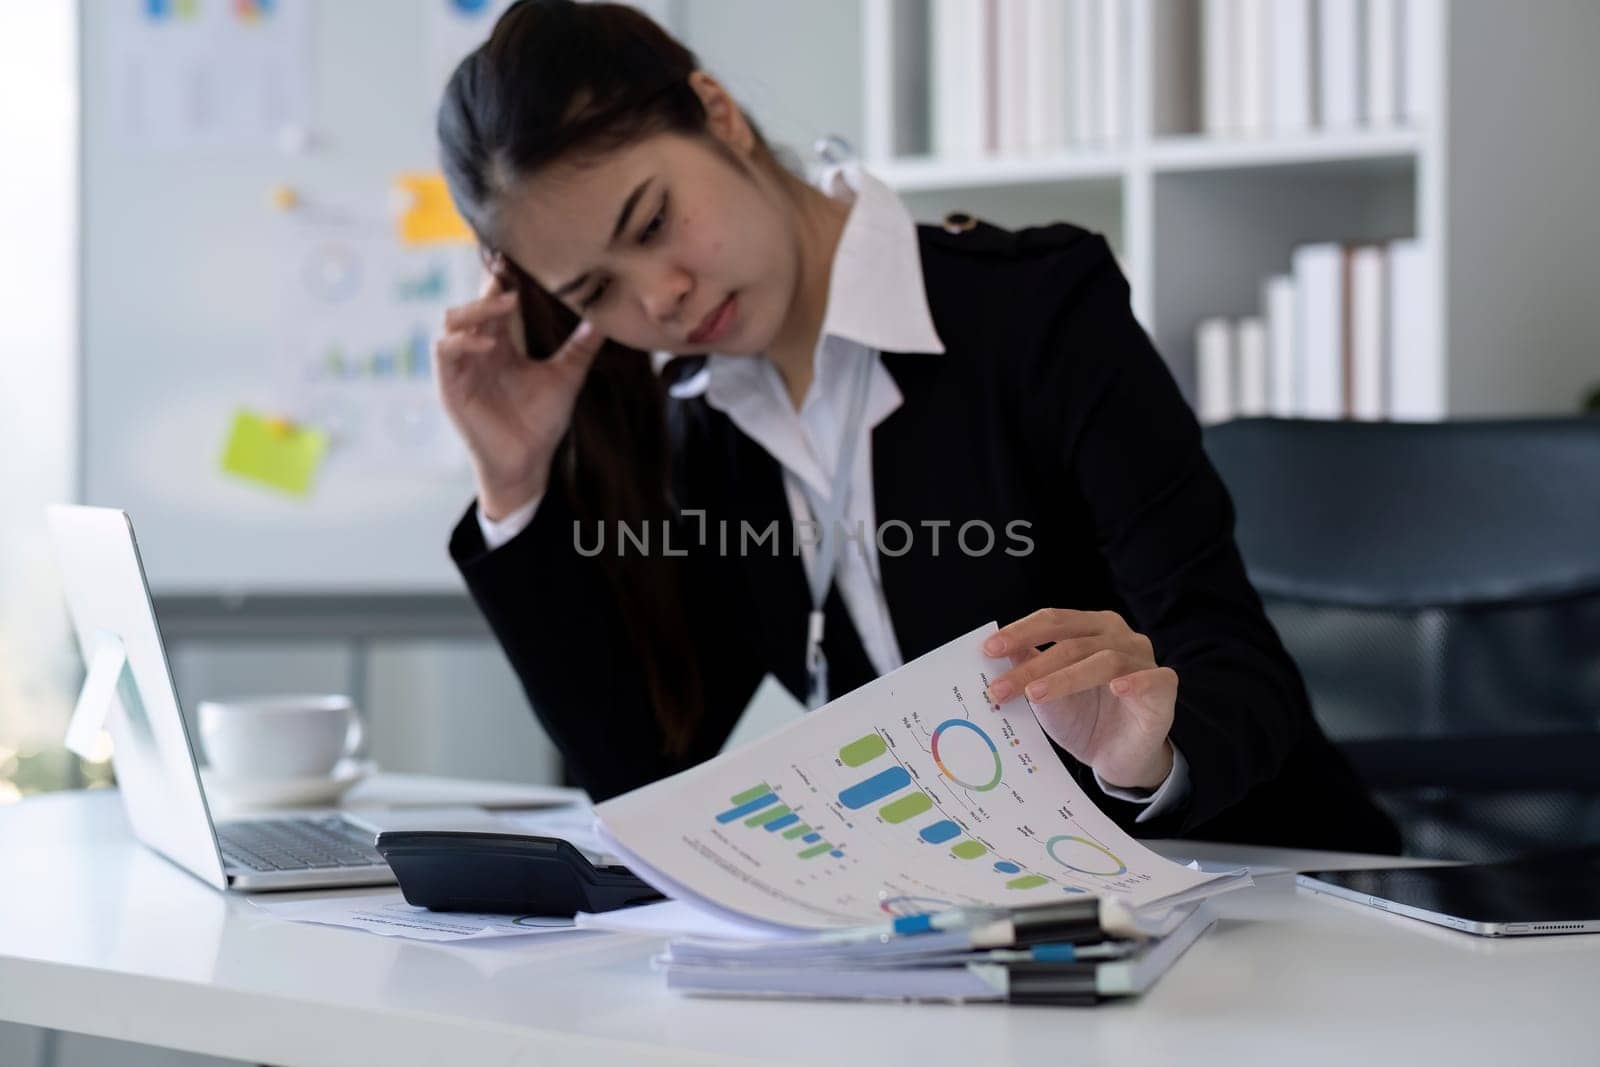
[218,816,388,873]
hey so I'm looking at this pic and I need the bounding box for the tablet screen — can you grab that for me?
[1304,846,1600,926]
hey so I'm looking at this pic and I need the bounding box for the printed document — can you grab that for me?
[598,623,1244,930]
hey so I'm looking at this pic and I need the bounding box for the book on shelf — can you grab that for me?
[1366,0,1401,127]
[997,0,1031,156]
[1196,315,1268,424]
[1096,0,1126,145]
[1197,240,1435,425]
[1350,245,1388,419]
[1068,0,1101,145]
[1399,0,1440,126]
[1293,241,1348,418]
[1236,0,1272,137]
[1318,0,1364,129]
[984,0,1000,154]
[1198,0,1431,140]
[1270,0,1315,135]
[590,623,1249,1003]
[1196,316,1236,425]
[1201,0,1239,137]
[1236,316,1271,417]
[1387,238,1442,419]
[927,0,1125,161]
[931,0,986,159]
[1023,0,1069,153]
[1264,274,1298,417]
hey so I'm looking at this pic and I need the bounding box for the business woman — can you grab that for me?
[433,0,1398,853]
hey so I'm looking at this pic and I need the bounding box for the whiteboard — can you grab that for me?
[78,0,853,596]
[81,0,499,595]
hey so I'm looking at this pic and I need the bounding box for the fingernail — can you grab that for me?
[1110,678,1131,696]
[989,680,1013,702]
[1025,682,1046,700]
[983,636,1004,655]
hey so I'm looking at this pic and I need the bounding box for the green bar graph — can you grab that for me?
[951,840,988,860]
[838,733,888,767]
[744,804,791,828]
[878,791,933,824]
[1006,874,1049,889]
[798,842,832,859]
[729,784,771,806]
[782,823,812,839]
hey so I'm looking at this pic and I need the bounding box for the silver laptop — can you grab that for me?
[47,505,396,892]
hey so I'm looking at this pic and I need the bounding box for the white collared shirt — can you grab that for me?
[477,163,1187,819]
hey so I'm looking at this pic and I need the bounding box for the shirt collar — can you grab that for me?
[810,162,945,356]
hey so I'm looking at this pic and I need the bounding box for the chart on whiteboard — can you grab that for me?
[275,216,479,479]
[597,623,1237,930]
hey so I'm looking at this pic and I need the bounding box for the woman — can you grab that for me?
[433,0,1398,852]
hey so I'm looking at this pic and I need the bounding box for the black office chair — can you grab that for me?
[1204,418,1600,862]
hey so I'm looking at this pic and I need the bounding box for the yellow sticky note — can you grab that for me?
[219,409,328,497]
[394,172,473,247]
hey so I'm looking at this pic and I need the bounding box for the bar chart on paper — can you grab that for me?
[597,624,1226,930]
[715,784,845,860]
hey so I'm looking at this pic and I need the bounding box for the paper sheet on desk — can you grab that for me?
[251,890,581,943]
[576,900,802,943]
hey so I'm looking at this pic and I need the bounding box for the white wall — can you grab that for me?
[680,0,864,164]
[1445,0,1600,416]
[0,11,110,1063]
[0,0,81,787]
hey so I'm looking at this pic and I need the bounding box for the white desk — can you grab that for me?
[2,788,1594,1067]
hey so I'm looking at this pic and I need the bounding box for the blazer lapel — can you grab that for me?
[870,351,945,663]
[728,440,813,696]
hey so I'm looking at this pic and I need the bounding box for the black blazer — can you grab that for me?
[451,219,1401,855]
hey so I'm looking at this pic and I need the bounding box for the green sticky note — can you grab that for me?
[220,409,328,497]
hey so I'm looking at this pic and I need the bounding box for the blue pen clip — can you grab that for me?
[891,913,936,935]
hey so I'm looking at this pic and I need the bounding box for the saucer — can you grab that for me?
[200,757,377,809]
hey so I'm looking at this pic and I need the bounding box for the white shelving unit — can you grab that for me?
[852,0,1600,416]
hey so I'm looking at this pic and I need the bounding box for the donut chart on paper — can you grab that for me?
[930,718,1003,791]
[1045,835,1128,877]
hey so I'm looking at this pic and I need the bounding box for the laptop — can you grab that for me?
[47,505,396,892]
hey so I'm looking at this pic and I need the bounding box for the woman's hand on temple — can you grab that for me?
[433,273,605,519]
[983,609,1177,792]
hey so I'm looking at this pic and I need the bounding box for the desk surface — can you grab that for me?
[3,788,1595,1067]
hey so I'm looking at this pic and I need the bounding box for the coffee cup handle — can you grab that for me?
[343,709,367,761]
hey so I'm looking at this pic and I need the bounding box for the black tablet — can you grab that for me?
[1297,846,1600,936]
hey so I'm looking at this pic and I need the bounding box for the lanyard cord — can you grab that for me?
[799,350,878,711]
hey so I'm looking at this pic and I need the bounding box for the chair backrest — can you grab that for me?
[1204,418,1600,861]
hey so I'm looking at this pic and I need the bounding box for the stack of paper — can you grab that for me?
[590,623,1247,1001]
[655,901,1217,1004]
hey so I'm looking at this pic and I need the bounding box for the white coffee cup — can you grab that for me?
[198,694,364,781]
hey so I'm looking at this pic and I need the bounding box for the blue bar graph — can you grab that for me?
[764,813,800,833]
[715,792,778,823]
[838,766,912,809]
[919,820,961,844]
[802,832,822,843]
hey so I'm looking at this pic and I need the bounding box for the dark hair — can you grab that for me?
[437,0,784,756]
